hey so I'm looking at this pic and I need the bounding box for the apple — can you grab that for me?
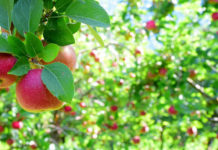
[42,45,77,71]
[132,136,140,144]
[119,79,124,86]
[212,12,218,21]
[189,69,197,78]
[187,127,197,136]
[71,111,76,116]
[135,48,141,55]
[90,51,96,57]
[168,106,178,115]
[159,68,167,76]
[110,123,118,130]
[0,125,4,133]
[94,57,100,63]
[110,105,118,112]
[147,72,156,79]
[64,106,72,112]
[6,139,14,145]
[0,53,17,88]
[146,20,156,30]
[12,121,23,129]
[129,73,136,78]
[140,110,146,116]
[16,69,63,112]
[80,102,86,108]
[141,125,149,133]
[112,62,118,67]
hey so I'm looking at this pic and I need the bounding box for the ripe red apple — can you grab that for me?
[110,105,118,112]
[94,57,100,63]
[189,69,197,78]
[146,20,156,30]
[212,12,218,21]
[159,68,167,76]
[135,48,141,55]
[90,51,96,57]
[119,79,124,86]
[6,139,14,145]
[110,123,118,130]
[16,69,63,112]
[64,106,72,112]
[42,45,77,71]
[140,110,146,116]
[132,136,140,144]
[112,62,118,67]
[187,127,197,136]
[0,53,17,88]
[12,121,23,129]
[141,125,149,133]
[168,106,178,115]
[71,111,76,116]
[80,102,86,108]
[0,125,4,133]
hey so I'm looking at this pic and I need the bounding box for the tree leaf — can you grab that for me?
[55,0,73,13]
[66,0,110,28]
[25,32,43,57]
[8,36,27,57]
[87,25,104,47]
[0,0,14,31]
[0,36,11,53]
[67,22,81,34]
[12,0,43,36]
[39,43,60,62]
[43,17,75,46]
[42,63,74,103]
[8,57,30,76]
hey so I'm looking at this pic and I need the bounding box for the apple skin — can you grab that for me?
[110,105,118,112]
[0,53,17,88]
[80,102,86,108]
[132,136,140,144]
[12,121,23,129]
[0,125,4,133]
[141,125,149,133]
[159,68,167,76]
[6,139,14,145]
[110,123,118,130]
[42,45,77,71]
[187,127,197,136]
[168,106,178,115]
[16,69,63,113]
[212,12,218,21]
[64,106,72,112]
[146,20,156,30]
[140,110,146,116]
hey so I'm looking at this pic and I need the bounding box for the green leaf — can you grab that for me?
[43,0,53,9]
[39,43,60,62]
[67,22,81,34]
[42,63,74,103]
[55,0,73,13]
[0,36,11,53]
[87,25,104,47]
[8,57,30,76]
[0,0,14,31]
[25,32,43,57]
[43,17,75,46]
[8,36,26,57]
[66,0,110,28]
[12,0,43,36]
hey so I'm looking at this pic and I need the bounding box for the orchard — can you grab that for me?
[0,0,218,150]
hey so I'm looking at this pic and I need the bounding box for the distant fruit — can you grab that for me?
[212,12,218,21]
[12,121,23,129]
[110,105,118,112]
[132,136,140,144]
[146,20,156,30]
[168,106,178,115]
[187,127,197,136]
[6,139,14,145]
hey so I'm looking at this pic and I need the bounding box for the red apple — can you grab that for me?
[110,123,118,130]
[168,106,178,115]
[187,127,197,136]
[0,125,4,133]
[94,57,100,62]
[90,51,96,57]
[64,106,72,112]
[141,125,149,133]
[80,102,86,108]
[135,49,141,55]
[16,69,63,112]
[71,111,76,116]
[140,110,146,116]
[212,12,218,21]
[146,20,156,30]
[119,79,124,86]
[0,53,17,88]
[159,68,167,76]
[189,69,196,78]
[110,105,118,112]
[12,121,23,129]
[6,139,14,145]
[112,62,118,67]
[132,136,140,144]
